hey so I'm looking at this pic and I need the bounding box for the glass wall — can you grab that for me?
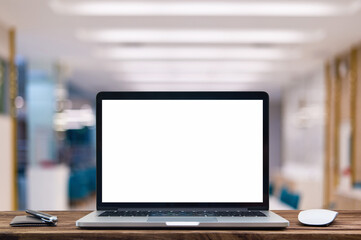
[0,0,361,210]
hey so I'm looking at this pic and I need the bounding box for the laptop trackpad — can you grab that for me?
[148,217,217,223]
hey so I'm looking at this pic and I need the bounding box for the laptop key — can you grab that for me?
[99,210,266,217]
[241,211,266,217]
[99,211,118,217]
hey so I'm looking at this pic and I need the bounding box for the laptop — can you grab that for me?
[76,91,289,228]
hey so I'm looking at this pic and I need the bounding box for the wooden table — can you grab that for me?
[1,210,361,240]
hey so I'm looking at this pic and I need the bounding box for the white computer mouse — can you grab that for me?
[298,209,338,226]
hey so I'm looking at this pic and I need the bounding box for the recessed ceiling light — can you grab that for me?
[50,0,361,17]
[77,29,324,44]
[94,46,303,60]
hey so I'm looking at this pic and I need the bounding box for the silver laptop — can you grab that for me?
[76,91,289,228]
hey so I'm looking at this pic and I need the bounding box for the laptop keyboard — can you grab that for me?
[99,210,266,217]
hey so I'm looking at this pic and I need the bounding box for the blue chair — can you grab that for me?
[353,182,361,188]
[68,170,90,201]
[280,186,300,209]
[269,183,274,196]
[86,167,96,193]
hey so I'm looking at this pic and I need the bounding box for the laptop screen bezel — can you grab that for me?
[96,91,269,210]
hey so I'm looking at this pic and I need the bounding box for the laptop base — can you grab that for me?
[76,210,289,228]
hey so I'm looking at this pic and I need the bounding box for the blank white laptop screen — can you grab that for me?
[102,100,263,203]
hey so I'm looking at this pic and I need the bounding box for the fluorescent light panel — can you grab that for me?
[95,47,302,60]
[119,82,265,91]
[50,0,361,17]
[77,29,324,44]
[113,72,278,83]
[105,61,292,73]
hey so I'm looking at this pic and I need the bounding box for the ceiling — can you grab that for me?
[0,0,361,99]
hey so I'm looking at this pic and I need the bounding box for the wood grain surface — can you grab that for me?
[1,210,361,240]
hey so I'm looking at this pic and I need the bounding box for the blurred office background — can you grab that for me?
[0,0,361,211]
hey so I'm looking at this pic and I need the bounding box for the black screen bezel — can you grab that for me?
[96,91,269,210]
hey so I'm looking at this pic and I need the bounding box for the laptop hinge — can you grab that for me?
[236,208,248,211]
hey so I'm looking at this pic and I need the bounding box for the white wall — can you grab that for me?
[282,68,325,209]
[27,165,69,210]
[0,20,13,210]
[0,115,13,210]
[269,102,282,176]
